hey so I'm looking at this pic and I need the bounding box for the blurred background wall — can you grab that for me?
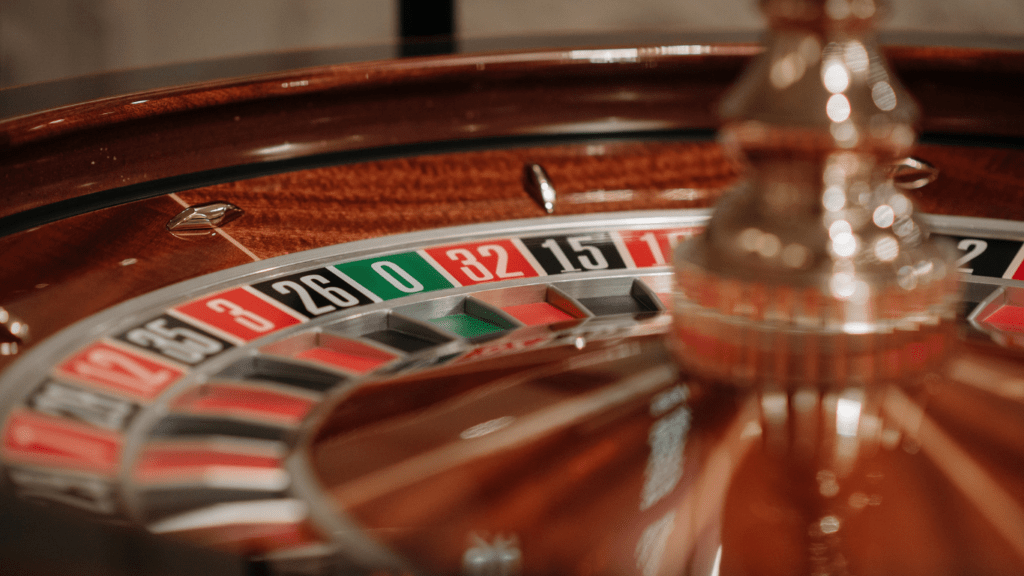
[2,0,1023,89]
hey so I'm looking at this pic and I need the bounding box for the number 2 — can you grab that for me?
[955,239,988,274]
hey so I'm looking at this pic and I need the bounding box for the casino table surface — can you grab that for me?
[2,30,1024,576]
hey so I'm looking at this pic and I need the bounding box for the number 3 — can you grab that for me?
[207,299,275,333]
[447,248,493,282]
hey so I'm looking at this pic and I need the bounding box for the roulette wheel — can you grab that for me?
[3,0,1024,574]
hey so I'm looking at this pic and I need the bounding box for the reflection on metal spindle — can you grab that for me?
[0,306,29,356]
[668,1,995,574]
[672,0,957,389]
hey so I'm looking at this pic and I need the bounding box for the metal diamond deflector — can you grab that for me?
[891,156,940,190]
[166,201,244,232]
[522,164,557,214]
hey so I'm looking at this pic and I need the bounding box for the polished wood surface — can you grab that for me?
[0,45,751,223]
[2,45,1023,227]
[173,141,735,255]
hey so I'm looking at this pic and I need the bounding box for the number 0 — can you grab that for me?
[372,261,424,293]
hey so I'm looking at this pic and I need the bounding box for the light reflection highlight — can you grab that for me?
[756,233,781,258]
[849,492,871,509]
[827,94,852,122]
[829,220,853,239]
[770,54,799,89]
[781,243,810,268]
[251,143,298,157]
[897,265,918,290]
[569,45,711,63]
[149,499,308,534]
[570,48,638,63]
[822,186,845,212]
[818,470,840,497]
[852,0,877,18]
[831,234,857,257]
[823,62,850,93]
[836,397,863,437]
[872,81,898,111]
[831,121,859,147]
[873,204,895,228]
[889,193,911,216]
[659,188,705,201]
[819,515,842,534]
[460,416,515,440]
[531,119,677,134]
[874,236,900,262]
[830,273,856,299]
[710,546,723,576]
[566,190,635,204]
[739,228,760,252]
[844,41,870,73]
[826,0,852,19]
